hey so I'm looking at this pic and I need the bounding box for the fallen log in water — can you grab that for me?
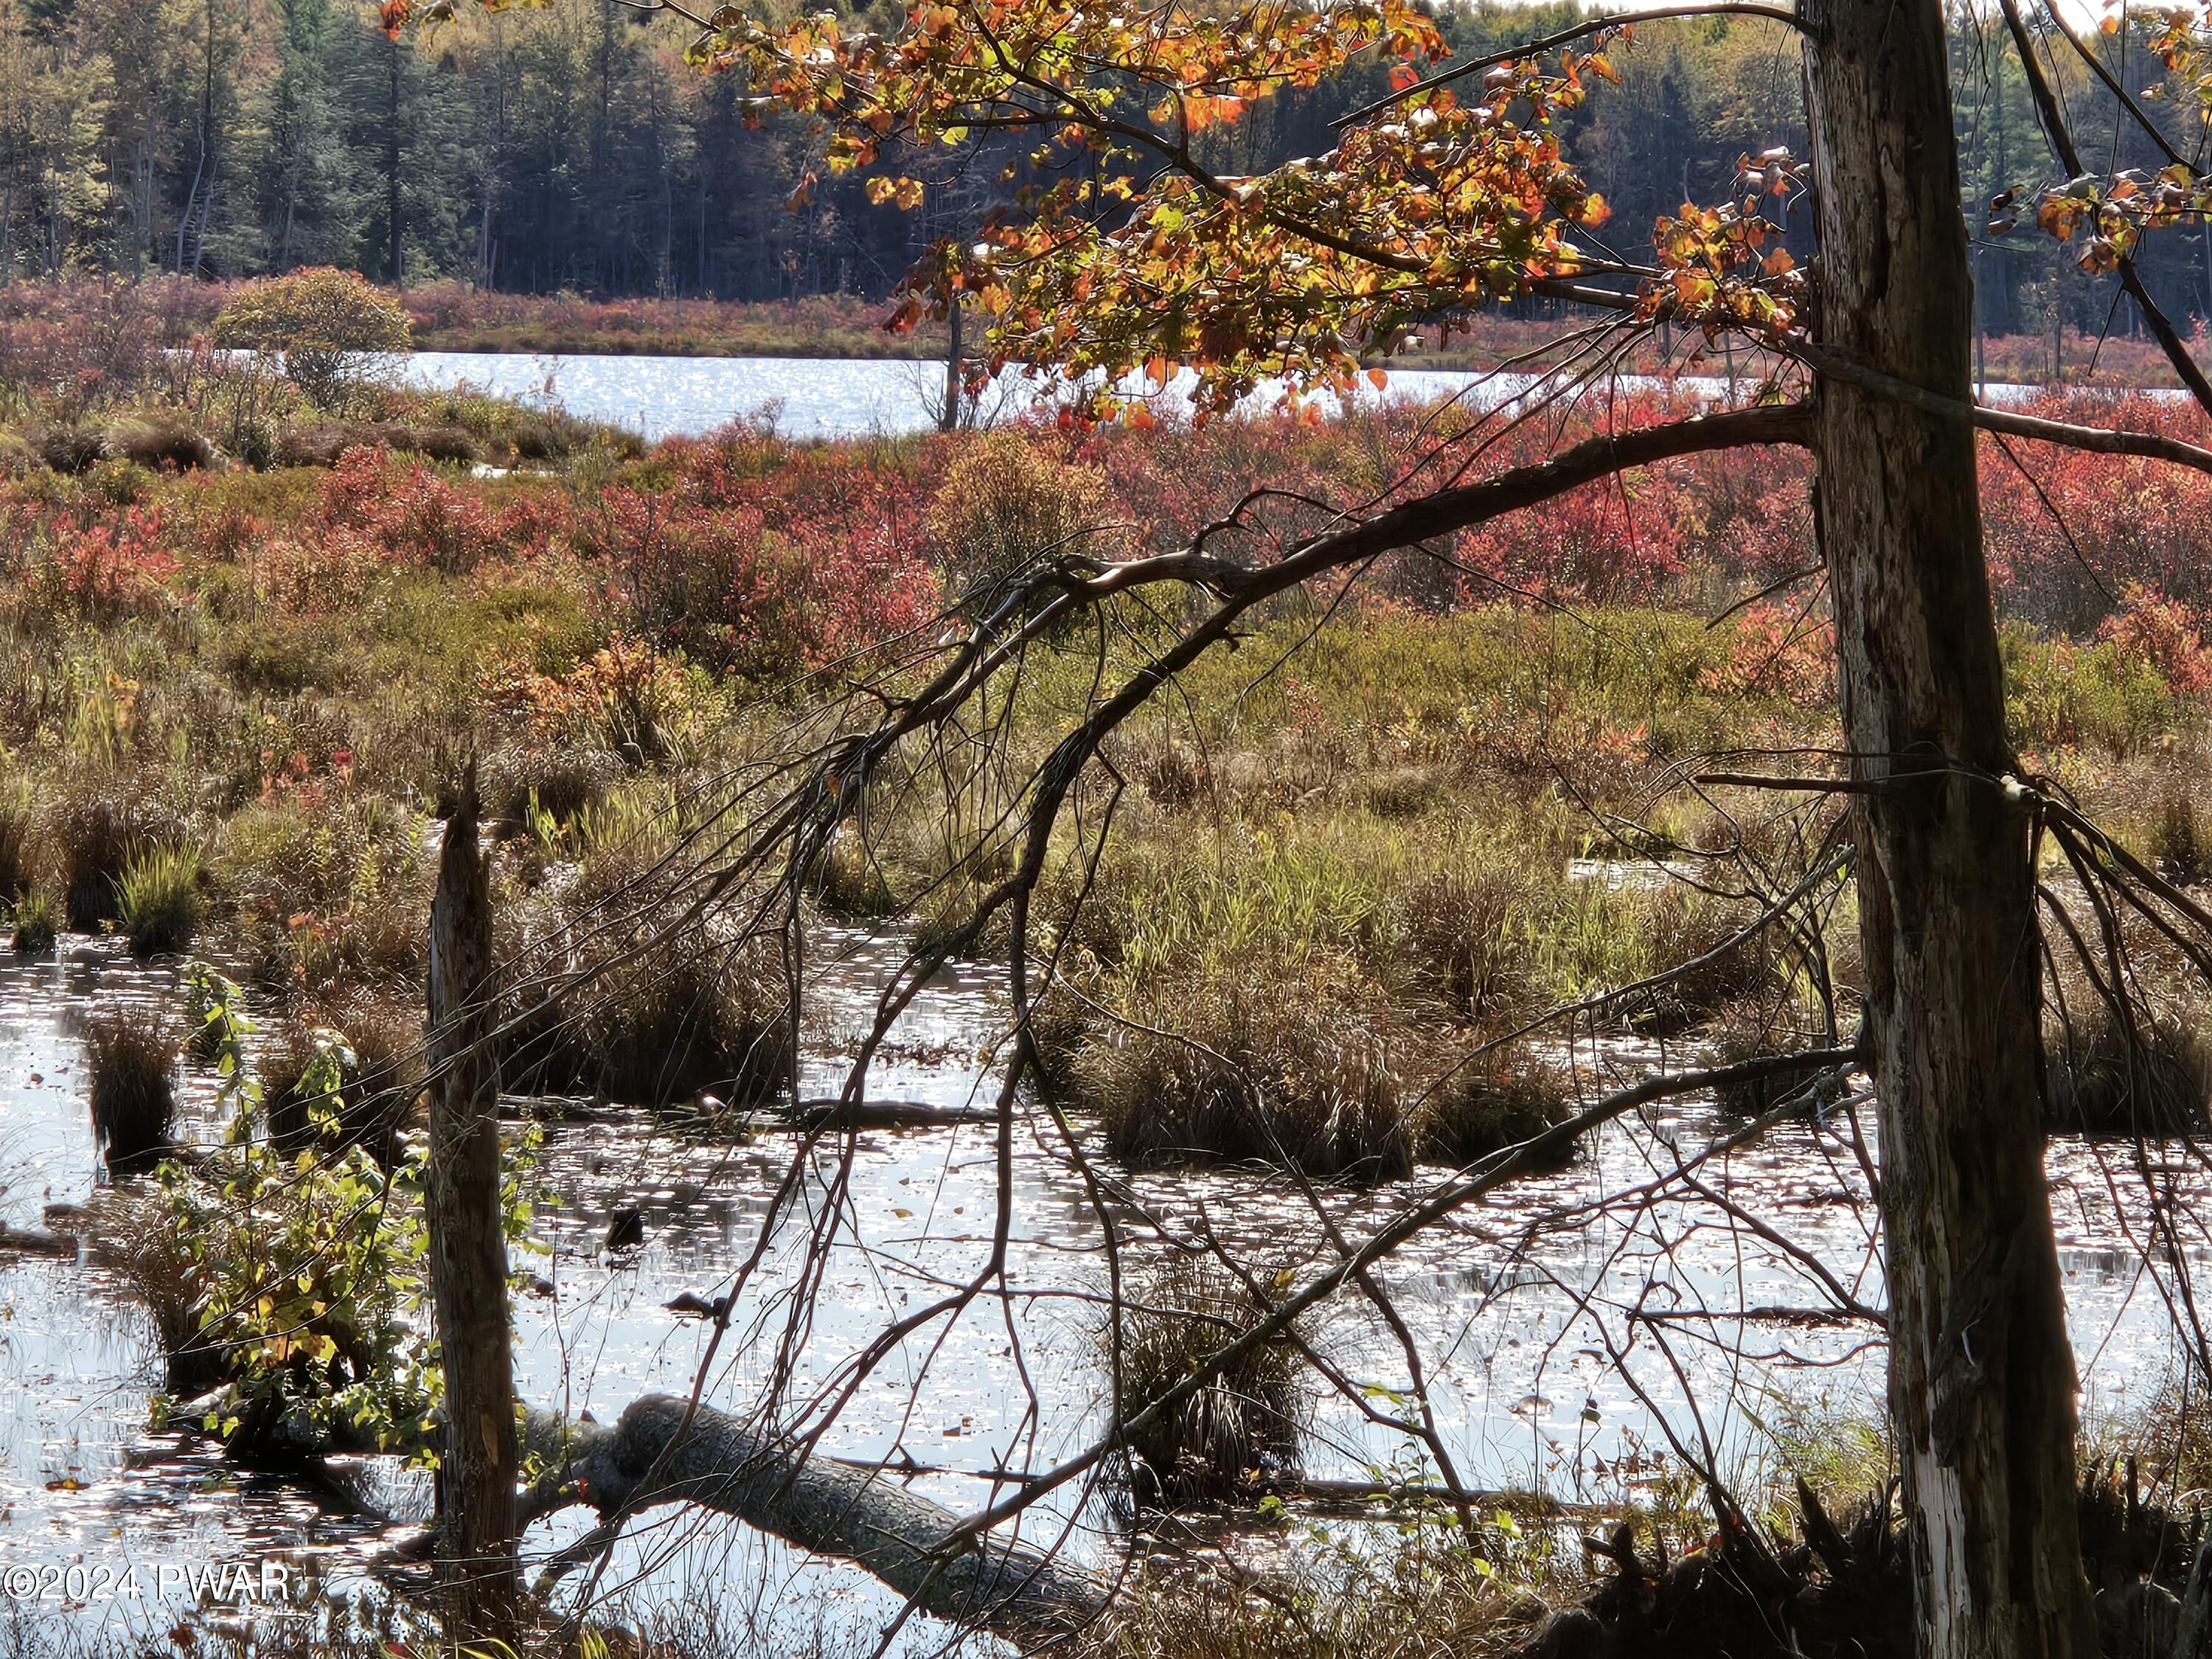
[494,1094,996,1132]
[776,1097,1000,1131]
[165,1384,1108,1641]
[521,1394,1110,1641]
[0,1223,77,1257]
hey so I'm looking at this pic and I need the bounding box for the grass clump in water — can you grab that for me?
[504,800,795,1107]
[0,785,28,905]
[1073,941,1411,1181]
[1105,1258,1307,1512]
[9,888,57,954]
[116,844,205,957]
[84,1005,179,1176]
[2043,1003,2212,1135]
[1418,1048,1579,1166]
[1620,886,1778,1037]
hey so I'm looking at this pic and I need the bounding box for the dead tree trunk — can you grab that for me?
[427,776,520,1639]
[1802,4,2096,1659]
[525,1394,1107,1641]
[940,291,965,433]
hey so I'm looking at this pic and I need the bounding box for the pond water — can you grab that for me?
[398,349,2061,445]
[0,922,2204,1649]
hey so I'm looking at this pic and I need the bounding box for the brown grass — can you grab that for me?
[83,1006,179,1176]
[2043,1004,2212,1135]
[1106,1257,1307,1512]
[103,417,214,473]
[1419,1049,1578,1166]
[1075,960,1413,1183]
[501,851,795,1107]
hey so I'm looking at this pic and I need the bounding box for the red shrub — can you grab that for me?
[310,447,504,574]
[49,506,178,619]
[1979,391,2212,632]
[575,479,936,678]
[2096,583,2212,695]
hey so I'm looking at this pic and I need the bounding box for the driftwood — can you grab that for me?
[0,1224,77,1257]
[521,1394,1110,1642]
[495,1095,995,1132]
[776,1097,1000,1132]
[162,1382,1107,1641]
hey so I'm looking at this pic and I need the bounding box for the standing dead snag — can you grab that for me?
[427,773,521,1638]
[1804,0,2096,1655]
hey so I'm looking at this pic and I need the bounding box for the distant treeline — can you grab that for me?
[0,0,2194,351]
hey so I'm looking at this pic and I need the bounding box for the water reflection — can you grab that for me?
[0,928,2203,1637]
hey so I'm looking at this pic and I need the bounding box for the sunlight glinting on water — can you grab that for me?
[0,919,2202,1635]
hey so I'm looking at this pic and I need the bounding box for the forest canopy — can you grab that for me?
[0,0,2200,352]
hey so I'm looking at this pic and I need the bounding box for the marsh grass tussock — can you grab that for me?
[115,844,204,957]
[84,1186,220,1394]
[8,888,56,955]
[53,789,151,931]
[484,743,620,833]
[2042,1003,2212,1135]
[1419,1049,1579,1166]
[102,417,215,473]
[83,1005,179,1177]
[502,835,795,1107]
[1106,1258,1308,1512]
[209,791,427,995]
[1703,1000,1851,1116]
[1397,866,1544,1026]
[1619,887,1778,1037]
[0,786,28,904]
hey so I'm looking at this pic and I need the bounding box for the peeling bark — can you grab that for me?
[1802,1,2097,1658]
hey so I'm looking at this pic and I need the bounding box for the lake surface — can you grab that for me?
[0,908,2203,1646]
[402,351,2056,445]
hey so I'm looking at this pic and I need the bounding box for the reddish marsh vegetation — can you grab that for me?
[0,380,2205,1141]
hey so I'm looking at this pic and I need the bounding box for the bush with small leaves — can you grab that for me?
[923,428,1115,618]
[213,268,411,408]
